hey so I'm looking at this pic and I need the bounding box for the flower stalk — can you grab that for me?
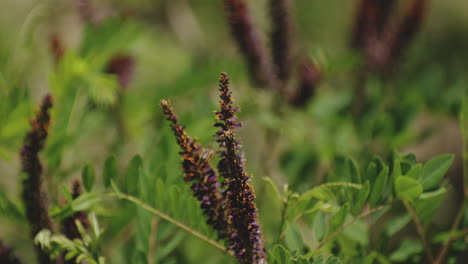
[215,72,266,264]
[160,100,228,239]
[20,94,60,264]
[223,0,277,88]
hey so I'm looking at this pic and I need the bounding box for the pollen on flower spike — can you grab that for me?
[160,99,228,240]
[214,72,266,264]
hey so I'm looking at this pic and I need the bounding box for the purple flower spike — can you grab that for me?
[215,72,266,264]
[160,100,228,239]
[20,94,61,264]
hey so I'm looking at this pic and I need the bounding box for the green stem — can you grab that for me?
[111,192,231,256]
[434,200,467,264]
[314,205,387,251]
[402,200,434,263]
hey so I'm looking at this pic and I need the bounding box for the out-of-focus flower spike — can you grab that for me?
[223,0,277,89]
[270,0,294,83]
[383,0,428,69]
[20,94,61,264]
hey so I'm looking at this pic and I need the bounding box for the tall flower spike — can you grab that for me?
[0,241,23,264]
[20,94,60,264]
[160,100,228,239]
[351,0,379,49]
[381,0,428,70]
[223,0,277,88]
[215,72,266,264]
[270,0,293,83]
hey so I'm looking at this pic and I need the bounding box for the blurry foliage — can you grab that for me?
[0,0,467,264]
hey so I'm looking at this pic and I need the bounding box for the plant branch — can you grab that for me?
[434,200,467,264]
[314,205,388,251]
[111,192,231,256]
[315,181,363,190]
[402,200,434,263]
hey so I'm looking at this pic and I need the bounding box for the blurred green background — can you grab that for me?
[0,0,467,263]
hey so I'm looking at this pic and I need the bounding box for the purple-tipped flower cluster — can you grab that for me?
[215,73,266,264]
[352,0,429,73]
[160,100,228,238]
[161,73,266,263]
[0,241,23,264]
[20,94,60,264]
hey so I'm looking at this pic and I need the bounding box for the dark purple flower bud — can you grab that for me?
[215,72,266,264]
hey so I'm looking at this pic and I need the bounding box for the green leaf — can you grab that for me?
[331,203,350,232]
[369,167,389,207]
[71,193,102,211]
[313,211,327,242]
[103,156,118,188]
[0,191,24,220]
[285,222,304,254]
[420,154,454,190]
[348,158,361,184]
[351,180,370,216]
[389,239,422,262]
[125,155,143,195]
[405,164,423,181]
[366,156,385,182]
[385,214,411,237]
[261,177,283,238]
[343,219,368,246]
[294,256,311,264]
[270,244,293,264]
[81,164,95,192]
[414,187,447,225]
[395,176,422,202]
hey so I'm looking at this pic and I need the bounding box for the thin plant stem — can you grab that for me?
[111,192,231,256]
[402,200,434,263]
[147,216,159,264]
[313,181,362,190]
[434,199,467,264]
[314,205,387,251]
[276,193,290,243]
